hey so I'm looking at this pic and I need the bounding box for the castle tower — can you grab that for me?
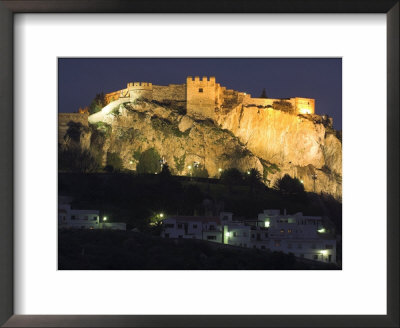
[186,76,218,120]
[127,82,153,101]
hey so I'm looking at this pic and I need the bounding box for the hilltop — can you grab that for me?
[59,76,342,199]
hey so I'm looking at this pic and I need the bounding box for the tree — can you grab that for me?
[88,92,107,115]
[220,168,243,192]
[58,146,100,173]
[274,174,305,195]
[192,164,209,178]
[106,152,123,172]
[65,121,87,143]
[260,88,268,98]
[173,154,186,174]
[136,148,161,174]
[160,163,172,177]
[245,168,263,192]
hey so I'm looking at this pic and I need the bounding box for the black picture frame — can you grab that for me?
[0,1,398,327]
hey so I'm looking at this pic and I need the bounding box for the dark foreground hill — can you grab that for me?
[59,229,339,270]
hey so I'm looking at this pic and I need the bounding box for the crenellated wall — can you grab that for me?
[186,76,219,120]
[127,82,153,100]
[103,76,316,120]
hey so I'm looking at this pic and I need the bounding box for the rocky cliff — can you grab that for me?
[79,99,341,199]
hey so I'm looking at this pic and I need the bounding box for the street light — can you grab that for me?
[103,216,107,221]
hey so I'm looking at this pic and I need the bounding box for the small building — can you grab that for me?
[161,209,336,264]
[58,202,100,230]
[58,196,126,231]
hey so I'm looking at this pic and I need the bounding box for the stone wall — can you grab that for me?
[186,76,218,120]
[294,97,315,114]
[127,82,153,101]
[152,84,186,102]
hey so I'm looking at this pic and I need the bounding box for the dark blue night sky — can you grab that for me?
[58,58,342,130]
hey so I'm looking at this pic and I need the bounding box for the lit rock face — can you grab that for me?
[215,105,342,199]
[216,106,327,168]
[86,100,341,199]
[89,101,263,178]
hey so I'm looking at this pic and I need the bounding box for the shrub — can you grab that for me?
[173,154,186,174]
[136,148,161,174]
[272,100,294,113]
[192,164,209,178]
[58,146,100,173]
[106,152,123,171]
[274,174,305,195]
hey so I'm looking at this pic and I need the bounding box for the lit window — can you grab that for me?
[288,229,292,233]
[280,229,285,234]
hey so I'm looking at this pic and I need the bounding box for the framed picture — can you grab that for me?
[0,0,398,327]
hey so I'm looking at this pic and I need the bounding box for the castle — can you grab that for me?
[104,76,315,120]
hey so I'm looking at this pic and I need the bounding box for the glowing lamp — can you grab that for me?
[225,232,231,237]
[318,228,326,233]
[218,168,222,172]
[188,165,192,170]
[321,250,328,255]
[265,221,270,228]
[159,213,164,218]
[103,216,107,221]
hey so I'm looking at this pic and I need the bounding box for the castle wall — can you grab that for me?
[152,84,186,102]
[128,82,153,101]
[186,76,218,120]
[294,97,315,114]
[242,97,276,107]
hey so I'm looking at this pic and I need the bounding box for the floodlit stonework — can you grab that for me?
[104,76,315,121]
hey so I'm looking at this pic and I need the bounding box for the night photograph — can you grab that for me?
[57,58,342,270]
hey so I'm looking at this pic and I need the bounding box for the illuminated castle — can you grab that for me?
[105,76,315,120]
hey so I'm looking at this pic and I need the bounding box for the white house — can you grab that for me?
[58,202,100,229]
[161,215,223,243]
[58,196,126,231]
[256,210,336,263]
[161,209,337,264]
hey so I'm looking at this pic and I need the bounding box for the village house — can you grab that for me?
[58,196,126,231]
[161,209,336,264]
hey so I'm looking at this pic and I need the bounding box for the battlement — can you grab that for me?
[127,82,153,90]
[187,76,216,85]
[103,76,315,121]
